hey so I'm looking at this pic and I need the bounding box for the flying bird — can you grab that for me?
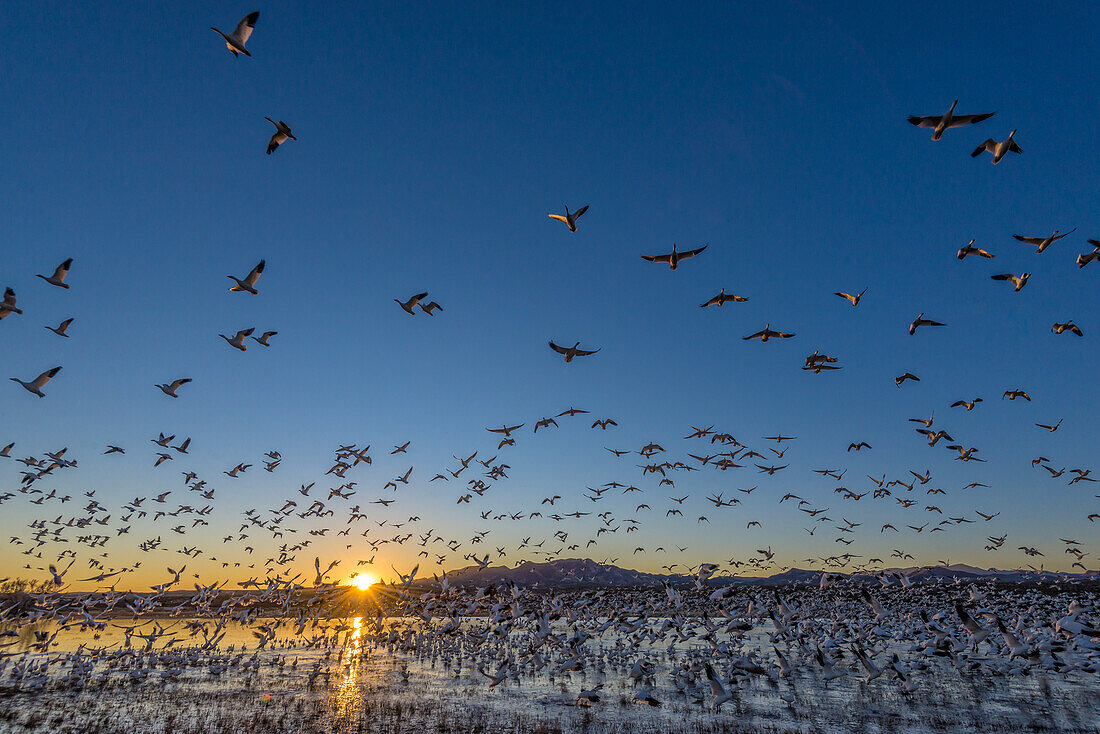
[228,260,265,294]
[395,293,429,315]
[549,341,600,362]
[264,119,296,154]
[907,100,995,140]
[1013,228,1076,254]
[641,244,707,270]
[10,367,62,398]
[219,328,254,351]
[957,240,994,260]
[700,288,748,307]
[0,288,22,319]
[743,324,795,342]
[547,204,589,232]
[155,379,193,398]
[990,272,1030,292]
[44,318,74,338]
[1051,321,1083,337]
[909,313,945,335]
[970,130,1022,164]
[251,331,278,346]
[834,288,867,307]
[211,11,259,57]
[36,258,72,289]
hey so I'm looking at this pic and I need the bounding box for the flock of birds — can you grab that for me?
[0,9,1098,726]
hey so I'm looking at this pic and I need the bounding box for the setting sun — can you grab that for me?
[352,574,375,590]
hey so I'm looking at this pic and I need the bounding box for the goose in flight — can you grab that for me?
[957,240,994,260]
[971,130,1021,164]
[1013,228,1076,254]
[395,292,429,315]
[1052,321,1083,336]
[10,366,61,398]
[895,372,920,386]
[211,11,258,57]
[641,244,707,270]
[36,258,72,289]
[908,100,995,140]
[155,378,192,398]
[45,318,74,338]
[0,288,23,318]
[549,341,600,362]
[219,328,254,351]
[703,663,734,711]
[228,260,265,294]
[418,300,442,315]
[834,288,867,306]
[1003,389,1031,401]
[909,313,945,335]
[951,398,982,410]
[547,204,588,232]
[743,324,795,342]
[251,331,278,346]
[990,272,1030,291]
[1036,419,1062,432]
[700,288,748,307]
[1078,243,1100,268]
[264,119,296,154]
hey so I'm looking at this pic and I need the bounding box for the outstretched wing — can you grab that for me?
[907,114,941,128]
[32,366,62,389]
[641,253,672,263]
[548,341,569,355]
[234,11,259,44]
[946,111,995,128]
[970,139,993,157]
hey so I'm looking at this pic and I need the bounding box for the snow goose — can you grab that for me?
[971,130,1021,164]
[219,328,254,351]
[641,243,707,270]
[743,324,795,342]
[990,272,1030,291]
[0,288,22,318]
[1013,228,1075,254]
[395,292,428,315]
[36,258,72,289]
[957,240,994,260]
[700,288,748,307]
[834,288,866,306]
[10,366,62,398]
[908,100,995,140]
[1051,321,1083,336]
[548,341,600,362]
[228,260,265,294]
[211,12,259,57]
[250,330,278,346]
[44,318,73,337]
[909,313,945,335]
[547,204,588,232]
[264,119,296,154]
[155,378,192,398]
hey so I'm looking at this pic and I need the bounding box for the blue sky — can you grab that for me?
[1,1,1096,586]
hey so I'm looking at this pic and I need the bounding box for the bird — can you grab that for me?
[548,341,600,362]
[264,119,296,155]
[908,100,994,140]
[895,373,920,387]
[909,313,944,335]
[0,288,22,319]
[970,129,1022,164]
[847,442,871,452]
[1078,243,1100,268]
[1003,389,1031,401]
[419,300,443,315]
[228,260,265,294]
[1013,228,1076,254]
[44,318,74,338]
[36,258,72,289]
[219,328,254,351]
[834,288,867,307]
[1036,419,1062,432]
[211,11,259,57]
[743,324,795,342]
[155,379,192,398]
[1051,321,1083,337]
[641,244,707,270]
[957,240,994,260]
[395,293,429,315]
[251,331,278,347]
[547,204,589,232]
[951,398,983,411]
[10,367,62,398]
[700,288,748,307]
[990,272,1030,292]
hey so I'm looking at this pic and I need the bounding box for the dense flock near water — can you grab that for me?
[1,579,1099,733]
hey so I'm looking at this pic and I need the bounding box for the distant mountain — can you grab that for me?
[435,558,1092,589]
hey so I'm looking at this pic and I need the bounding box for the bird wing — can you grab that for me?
[548,341,569,355]
[53,259,73,281]
[234,11,259,44]
[245,260,265,286]
[547,214,569,224]
[971,139,994,157]
[679,245,708,258]
[946,112,995,128]
[907,114,941,128]
[641,253,672,263]
[572,205,589,219]
[235,328,255,339]
[574,347,600,356]
[32,367,62,389]
[742,329,765,341]
[1013,235,1044,245]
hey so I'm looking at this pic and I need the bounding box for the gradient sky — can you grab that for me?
[2,1,1097,589]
